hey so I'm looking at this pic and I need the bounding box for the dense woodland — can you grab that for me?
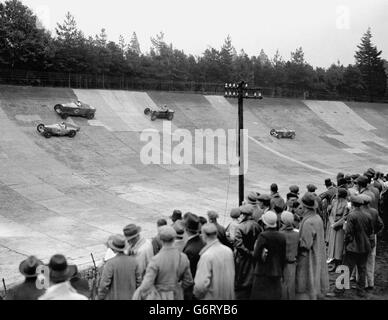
[0,0,387,100]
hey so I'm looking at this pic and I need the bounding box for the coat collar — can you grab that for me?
[199,239,219,256]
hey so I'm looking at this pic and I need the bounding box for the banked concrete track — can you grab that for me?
[1,85,388,285]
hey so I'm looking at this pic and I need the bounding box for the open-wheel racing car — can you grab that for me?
[270,128,296,139]
[37,122,80,139]
[54,101,96,120]
[144,105,174,121]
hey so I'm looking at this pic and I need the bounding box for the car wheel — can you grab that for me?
[291,134,296,139]
[270,129,276,136]
[37,124,45,133]
[54,104,62,112]
[68,130,77,138]
[43,131,52,139]
[144,108,151,115]
[151,113,157,121]
[86,113,94,120]
[167,113,174,121]
[61,113,68,120]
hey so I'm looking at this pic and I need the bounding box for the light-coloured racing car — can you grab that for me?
[37,122,80,139]
[270,128,296,139]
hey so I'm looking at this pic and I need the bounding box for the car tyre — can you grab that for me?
[86,113,95,120]
[43,131,52,139]
[291,134,296,139]
[54,104,62,112]
[68,130,77,138]
[167,113,174,121]
[144,108,151,115]
[37,124,45,133]
[61,113,68,120]
[151,112,157,121]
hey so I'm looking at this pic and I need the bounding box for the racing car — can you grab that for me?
[144,105,174,121]
[37,122,80,139]
[270,128,296,139]
[54,100,96,120]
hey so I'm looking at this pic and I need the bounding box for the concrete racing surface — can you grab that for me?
[1,85,388,296]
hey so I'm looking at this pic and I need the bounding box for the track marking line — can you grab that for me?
[248,135,334,176]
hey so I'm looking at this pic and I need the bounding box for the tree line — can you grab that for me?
[0,0,387,100]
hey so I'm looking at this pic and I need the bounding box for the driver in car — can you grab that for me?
[160,105,168,111]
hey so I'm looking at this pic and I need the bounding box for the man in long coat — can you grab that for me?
[295,193,329,300]
[234,205,262,299]
[194,224,235,300]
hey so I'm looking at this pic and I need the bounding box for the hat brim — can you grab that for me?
[262,218,277,228]
[19,260,44,278]
[107,239,127,252]
[302,202,318,210]
[50,265,77,282]
[124,226,141,240]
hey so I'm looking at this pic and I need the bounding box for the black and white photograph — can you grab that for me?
[0,0,387,306]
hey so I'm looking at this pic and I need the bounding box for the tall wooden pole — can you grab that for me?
[238,81,245,206]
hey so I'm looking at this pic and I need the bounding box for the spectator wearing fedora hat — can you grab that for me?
[295,193,329,300]
[39,255,87,300]
[289,185,300,197]
[234,204,262,300]
[123,224,154,281]
[170,210,183,225]
[182,213,206,300]
[342,195,374,297]
[6,256,46,300]
[135,226,193,300]
[251,211,286,300]
[98,235,141,300]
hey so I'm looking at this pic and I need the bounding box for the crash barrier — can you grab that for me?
[1,69,386,102]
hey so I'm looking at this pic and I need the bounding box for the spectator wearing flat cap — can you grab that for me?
[234,204,262,300]
[295,193,329,300]
[173,220,187,252]
[289,185,300,197]
[194,224,235,300]
[251,211,286,300]
[226,208,241,245]
[151,219,167,256]
[364,173,381,211]
[327,188,349,267]
[381,186,388,233]
[6,256,46,300]
[270,184,286,213]
[280,212,299,300]
[207,211,231,249]
[182,213,206,300]
[355,176,378,212]
[359,194,384,290]
[257,194,271,226]
[306,184,324,223]
[286,192,299,213]
[343,195,374,297]
[39,255,88,300]
[135,226,193,300]
[246,192,264,222]
[97,235,141,300]
[319,178,337,207]
[123,224,154,281]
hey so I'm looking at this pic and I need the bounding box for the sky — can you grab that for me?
[21,0,388,68]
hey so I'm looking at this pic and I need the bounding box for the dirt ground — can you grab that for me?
[326,232,388,300]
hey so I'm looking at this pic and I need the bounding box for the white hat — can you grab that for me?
[262,211,278,228]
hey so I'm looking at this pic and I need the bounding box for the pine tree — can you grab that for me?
[219,35,235,81]
[355,28,387,100]
[129,32,141,55]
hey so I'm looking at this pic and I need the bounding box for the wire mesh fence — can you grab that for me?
[0,69,386,102]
